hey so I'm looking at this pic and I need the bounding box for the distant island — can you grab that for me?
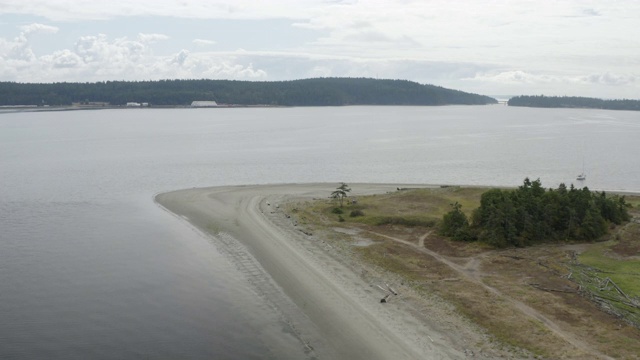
[508,95,640,111]
[0,78,497,107]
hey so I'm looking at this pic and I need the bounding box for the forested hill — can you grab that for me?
[508,95,640,111]
[0,78,497,106]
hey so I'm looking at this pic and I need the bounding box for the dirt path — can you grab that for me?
[418,230,430,248]
[367,229,614,360]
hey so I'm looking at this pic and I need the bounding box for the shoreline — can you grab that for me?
[155,183,639,359]
[155,183,472,359]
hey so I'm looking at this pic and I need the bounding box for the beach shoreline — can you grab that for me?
[155,183,504,359]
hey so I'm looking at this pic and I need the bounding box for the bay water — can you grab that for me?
[1,106,638,359]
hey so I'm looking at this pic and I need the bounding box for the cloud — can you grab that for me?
[0,0,325,21]
[74,34,147,63]
[43,49,83,68]
[0,29,269,82]
[468,70,637,88]
[581,8,601,17]
[172,49,189,65]
[309,65,332,78]
[19,23,59,35]
[466,70,561,84]
[457,69,640,98]
[193,39,217,46]
[0,23,58,63]
[205,62,267,79]
[159,51,268,79]
[582,72,636,86]
[342,31,420,46]
[137,33,169,43]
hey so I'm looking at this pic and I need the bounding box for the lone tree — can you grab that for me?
[330,182,351,207]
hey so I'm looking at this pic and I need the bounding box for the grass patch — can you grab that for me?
[579,243,640,296]
[361,215,437,227]
[625,196,640,209]
[572,215,640,328]
[316,187,485,228]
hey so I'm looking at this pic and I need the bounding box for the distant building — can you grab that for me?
[126,102,141,107]
[191,101,218,107]
[72,101,110,107]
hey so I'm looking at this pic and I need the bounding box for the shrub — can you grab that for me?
[372,216,436,227]
[440,202,472,241]
[331,207,344,214]
[350,209,365,217]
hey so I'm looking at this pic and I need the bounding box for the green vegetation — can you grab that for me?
[439,202,472,241]
[570,242,640,328]
[317,187,482,229]
[442,178,630,248]
[330,182,351,207]
[291,185,640,357]
[579,243,640,295]
[508,95,640,111]
[0,78,497,106]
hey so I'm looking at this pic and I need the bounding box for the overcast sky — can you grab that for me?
[1,0,638,98]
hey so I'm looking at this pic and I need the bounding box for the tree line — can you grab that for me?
[441,178,630,247]
[0,78,497,107]
[508,95,640,111]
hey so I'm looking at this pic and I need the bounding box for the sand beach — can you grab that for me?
[155,183,499,359]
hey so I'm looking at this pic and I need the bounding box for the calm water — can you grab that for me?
[1,106,639,359]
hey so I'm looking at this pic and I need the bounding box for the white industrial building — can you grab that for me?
[191,101,218,107]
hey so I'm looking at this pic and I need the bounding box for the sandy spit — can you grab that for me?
[155,183,474,359]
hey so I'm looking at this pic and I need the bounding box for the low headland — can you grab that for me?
[508,95,640,111]
[0,78,497,107]
[156,183,640,359]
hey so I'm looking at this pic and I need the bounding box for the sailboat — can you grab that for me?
[576,155,586,181]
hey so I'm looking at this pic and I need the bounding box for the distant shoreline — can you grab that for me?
[0,103,502,114]
[0,104,284,111]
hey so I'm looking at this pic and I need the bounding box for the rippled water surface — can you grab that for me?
[1,106,638,359]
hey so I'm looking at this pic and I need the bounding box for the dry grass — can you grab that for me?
[292,187,640,359]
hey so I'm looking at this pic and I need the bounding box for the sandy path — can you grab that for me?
[156,184,465,360]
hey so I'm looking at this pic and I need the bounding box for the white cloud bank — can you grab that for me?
[193,39,217,46]
[20,23,58,35]
[0,27,267,82]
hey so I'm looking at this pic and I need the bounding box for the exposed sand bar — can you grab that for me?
[156,183,465,359]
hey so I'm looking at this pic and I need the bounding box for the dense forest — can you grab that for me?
[0,78,497,107]
[440,178,630,248]
[508,95,640,111]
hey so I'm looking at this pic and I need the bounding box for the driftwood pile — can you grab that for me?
[569,261,640,329]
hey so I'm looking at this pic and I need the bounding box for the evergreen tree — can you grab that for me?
[444,179,631,248]
[330,182,351,207]
[440,202,472,241]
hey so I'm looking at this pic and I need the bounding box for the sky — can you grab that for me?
[0,0,638,99]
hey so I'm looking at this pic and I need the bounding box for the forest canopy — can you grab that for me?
[508,95,640,111]
[440,178,631,247]
[0,78,497,107]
